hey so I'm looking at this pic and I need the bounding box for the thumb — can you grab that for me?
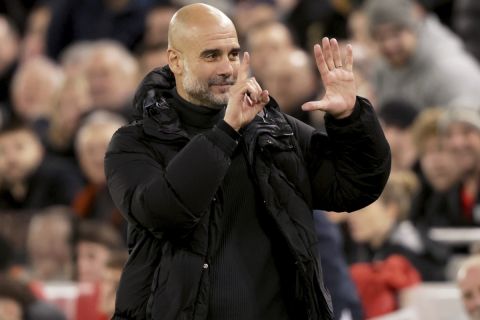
[302,100,328,112]
[238,52,250,81]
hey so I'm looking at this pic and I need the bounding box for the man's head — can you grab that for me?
[364,0,420,67]
[75,221,123,283]
[0,121,44,186]
[246,21,294,80]
[440,107,480,178]
[261,48,318,114]
[75,110,126,185]
[85,41,139,110]
[411,108,459,192]
[167,3,241,109]
[27,206,74,281]
[11,57,64,122]
[458,256,480,319]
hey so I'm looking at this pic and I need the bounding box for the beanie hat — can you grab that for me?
[439,106,480,132]
[364,0,417,35]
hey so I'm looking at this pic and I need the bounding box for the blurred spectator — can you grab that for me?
[10,56,64,140]
[346,171,448,281]
[246,21,294,82]
[75,221,123,283]
[0,120,84,210]
[378,99,419,171]
[26,206,74,282]
[59,41,93,77]
[85,41,139,119]
[0,15,19,106]
[409,108,462,229]
[143,4,177,47]
[98,251,128,320]
[137,42,169,77]
[439,106,480,226]
[0,276,34,320]
[364,0,480,109]
[73,110,126,231]
[457,255,480,320]
[47,74,92,163]
[260,48,323,127]
[20,4,51,62]
[313,211,363,320]
[453,0,480,63]
[0,275,66,320]
[46,0,146,60]
[233,2,277,42]
[285,0,351,50]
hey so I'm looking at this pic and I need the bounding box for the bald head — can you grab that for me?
[166,4,241,109]
[168,3,235,51]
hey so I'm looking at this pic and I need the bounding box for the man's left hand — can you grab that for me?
[302,37,356,119]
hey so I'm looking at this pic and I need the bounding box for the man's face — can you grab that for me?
[420,136,459,192]
[0,298,22,320]
[459,266,480,319]
[0,129,43,184]
[373,24,417,67]
[77,124,118,185]
[444,122,480,176]
[174,24,241,109]
[76,241,110,283]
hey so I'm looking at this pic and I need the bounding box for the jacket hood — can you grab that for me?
[132,65,176,120]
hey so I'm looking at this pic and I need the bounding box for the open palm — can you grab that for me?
[302,37,356,119]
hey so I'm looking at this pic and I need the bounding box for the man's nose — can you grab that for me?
[217,56,234,76]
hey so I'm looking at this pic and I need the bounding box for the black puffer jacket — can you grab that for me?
[105,66,391,320]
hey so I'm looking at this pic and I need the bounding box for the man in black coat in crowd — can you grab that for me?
[105,3,391,320]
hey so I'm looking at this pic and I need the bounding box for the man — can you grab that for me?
[84,40,139,120]
[364,0,480,110]
[457,255,480,319]
[105,3,390,320]
[0,120,83,210]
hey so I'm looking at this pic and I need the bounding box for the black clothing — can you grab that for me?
[313,211,363,320]
[105,66,391,320]
[169,89,287,319]
[46,0,146,60]
[0,155,84,210]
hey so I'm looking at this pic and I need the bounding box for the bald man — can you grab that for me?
[105,4,390,320]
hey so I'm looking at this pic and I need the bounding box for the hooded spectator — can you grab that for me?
[365,0,480,109]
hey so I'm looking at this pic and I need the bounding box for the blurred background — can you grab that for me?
[1,0,480,319]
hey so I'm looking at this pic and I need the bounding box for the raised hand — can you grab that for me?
[224,52,270,131]
[302,38,356,119]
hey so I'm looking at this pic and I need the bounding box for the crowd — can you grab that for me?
[1,0,480,319]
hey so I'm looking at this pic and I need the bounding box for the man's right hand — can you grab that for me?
[224,52,269,131]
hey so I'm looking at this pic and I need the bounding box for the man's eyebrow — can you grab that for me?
[200,49,221,57]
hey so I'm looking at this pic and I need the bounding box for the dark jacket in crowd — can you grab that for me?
[313,211,363,320]
[0,155,84,210]
[411,181,480,229]
[105,66,391,320]
[46,0,146,60]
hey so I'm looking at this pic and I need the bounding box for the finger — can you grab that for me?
[250,77,263,95]
[314,44,329,78]
[322,37,335,70]
[248,78,262,102]
[331,38,342,68]
[238,52,251,81]
[245,81,261,103]
[260,89,270,104]
[301,100,328,112]
[345,44,354,72]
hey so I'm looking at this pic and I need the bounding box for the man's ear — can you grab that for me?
[168,48,183,75]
